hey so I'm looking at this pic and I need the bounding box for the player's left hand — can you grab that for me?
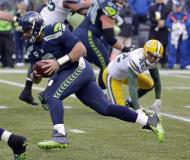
[150,99,161,113]
[41,59,60,76]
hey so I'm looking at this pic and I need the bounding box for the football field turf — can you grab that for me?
[0,68,190,160]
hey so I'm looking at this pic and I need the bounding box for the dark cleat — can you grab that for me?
[8,134,27,160]
[19,90,38,105]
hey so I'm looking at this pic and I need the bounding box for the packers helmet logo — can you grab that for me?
[105,6,117,17]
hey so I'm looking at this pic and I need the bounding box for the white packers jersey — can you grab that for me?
[40,0,77,25]
[107,48,148,80]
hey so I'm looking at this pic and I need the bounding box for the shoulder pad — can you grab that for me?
[102,2,119,18]
[53,22,66,32]
[128,49,146,75]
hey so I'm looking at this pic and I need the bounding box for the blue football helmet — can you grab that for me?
[17,11,45,43]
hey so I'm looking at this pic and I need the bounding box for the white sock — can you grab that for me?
[136,112,148,126]
[54,124,66,135]
[1,130,12,143]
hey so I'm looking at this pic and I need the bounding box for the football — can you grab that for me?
[33,61,51,78]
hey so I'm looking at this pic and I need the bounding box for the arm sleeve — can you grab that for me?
[102,28,117,46]
[149,67,161,99]
[127,67,140,110]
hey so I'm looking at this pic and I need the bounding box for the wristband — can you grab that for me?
[57,54,71,66]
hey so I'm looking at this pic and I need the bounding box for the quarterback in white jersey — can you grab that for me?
[40,0,91,25]
[103,39,164,113]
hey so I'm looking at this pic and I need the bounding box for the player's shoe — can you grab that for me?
[19,89,38,105]
[38,130,69,149]
[38,91,49,111]
[143,114,164,143]
[8,134,27,160]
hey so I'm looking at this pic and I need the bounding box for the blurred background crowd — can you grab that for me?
[0,0,190,70]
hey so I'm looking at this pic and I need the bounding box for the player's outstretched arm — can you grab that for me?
[0,11,17,22]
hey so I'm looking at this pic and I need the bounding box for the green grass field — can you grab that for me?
[0,68,190,160]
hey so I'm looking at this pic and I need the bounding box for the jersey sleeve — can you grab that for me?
[59,24,80,51]
[101,2,119,19]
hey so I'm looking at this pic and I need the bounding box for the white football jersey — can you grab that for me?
[40,0,78,25]
[107,48,148,80]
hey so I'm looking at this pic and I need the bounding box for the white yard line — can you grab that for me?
[0,79,76,98]
[69,129,86,133]
[0,79,190,123]
[147,110,190,123]
[0,105,9,109]
[184,106,190,109]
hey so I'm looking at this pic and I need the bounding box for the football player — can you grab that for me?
[103,39,163,113]
[17,11,164,149]
[74,0,132,89]
[19,0,92,105]
[0,128,27,160]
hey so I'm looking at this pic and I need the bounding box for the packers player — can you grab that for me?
[74,0,132,89]
[103,39,163,113]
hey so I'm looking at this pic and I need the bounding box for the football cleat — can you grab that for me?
[38,130,69,149]
[14,153,27,160]
[19,89,39,105]
[38,91,49,111]
[143,114,164,143]
[8,135,27,160]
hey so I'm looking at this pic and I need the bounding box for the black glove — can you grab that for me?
[122,45,136,53]
[122,46,130,52]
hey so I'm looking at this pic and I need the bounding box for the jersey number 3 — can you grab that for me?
[48,0,56,11]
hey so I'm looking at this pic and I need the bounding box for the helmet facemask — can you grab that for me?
[145,52,161,68]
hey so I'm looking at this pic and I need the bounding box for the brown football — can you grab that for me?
[33,61,50,78]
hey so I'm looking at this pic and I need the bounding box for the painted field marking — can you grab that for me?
[184,106,190,109]
[69,129,86,133]
[64,106,73,109]
[0,79,75,98]
[0,79,190,123]
[147,110,190,123]
[0,105,9,109]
